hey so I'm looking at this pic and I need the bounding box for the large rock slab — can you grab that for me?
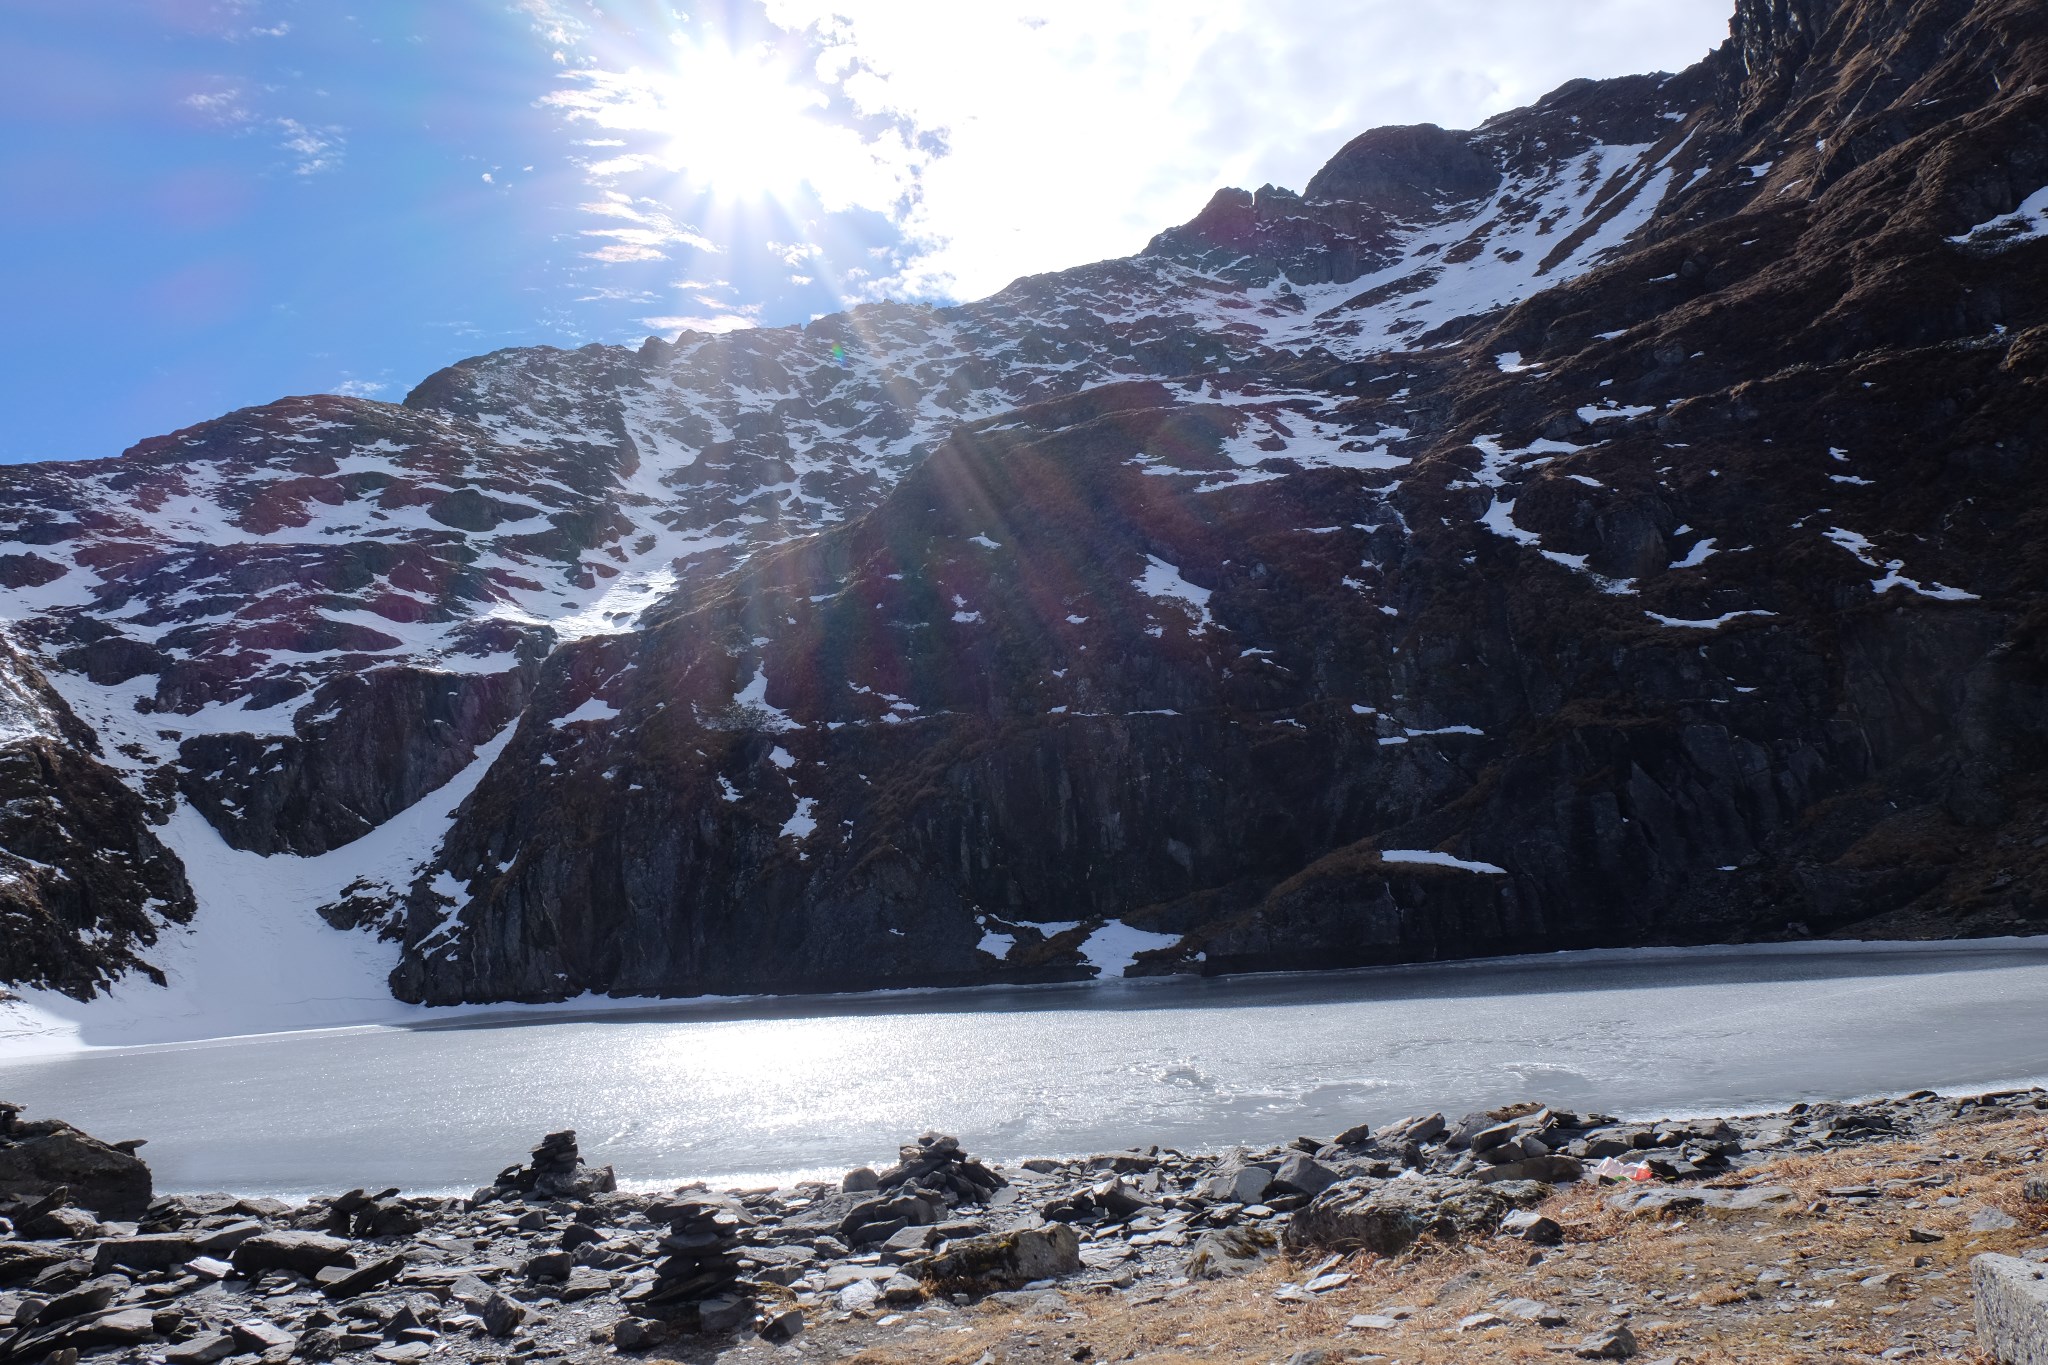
[0,1106,152,1219]
[231,1230,356,1277]
[92,1234,198,1274]
[1285,1176,1526,1256]
[1976,1254,2048,1365]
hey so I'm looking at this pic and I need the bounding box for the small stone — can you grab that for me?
[370,1344,431,1364]
[882,1273,925,1305]
[1305,1272,1352,1293]
[1184,1225,1277,1279]
[1347,1314,1398,1331]
[229,1319,296,1355]
[880,1225,934,1258]
[1272,1154,1340,1198]
[836,1278,881,1312]
[1576,1324,1639,1359]
[1460,1312,1504,1331]
[321,1254,406,1300]
[2023,1175,2048,1206]
[477,1290,526,1338]
[842,1168,881,1193]
[611,1318,659,1352]
[1972,1208,2020,1232]
[1202,1165,1273,1205]
[560,1267,614,1302]
[523,1250,574,1281]
[757,1307,803,1344]
[1502,1298,1570,1326]
[1907,1227,1947,1244]
[698,1295,752,1333]
[1501,1209,1565,1246]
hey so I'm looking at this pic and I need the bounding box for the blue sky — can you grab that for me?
[1,0,1730,465]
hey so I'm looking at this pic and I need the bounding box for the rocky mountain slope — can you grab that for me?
[1,0,2044,1013]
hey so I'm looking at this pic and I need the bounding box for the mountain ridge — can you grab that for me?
[1,0,2044,1023]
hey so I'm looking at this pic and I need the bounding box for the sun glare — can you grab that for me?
[646,40,830,204]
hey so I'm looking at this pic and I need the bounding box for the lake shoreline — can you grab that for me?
[3,1086,2043,1365]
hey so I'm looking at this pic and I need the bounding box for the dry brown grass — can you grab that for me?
[792,1106,2048,1365]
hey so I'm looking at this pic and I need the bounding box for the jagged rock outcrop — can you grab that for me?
[0,0,2044,1008]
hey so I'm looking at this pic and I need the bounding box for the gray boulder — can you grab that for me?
[1200,1164,1273,1205]
[1285,1176,1519,1256]
[918,1224,1082,1295]
[1185,1225,1278,1279]
[1272,1154,1340,1198]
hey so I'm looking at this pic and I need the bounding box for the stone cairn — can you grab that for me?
[626,1195,755,1332]
[873,1132,1006,1205]
[486,1130,616,1202]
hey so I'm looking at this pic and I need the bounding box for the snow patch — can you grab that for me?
[1079,921,1182,978]
[551,697,620,728]
[1380,850,1508,875]
[1132,555,1215,631]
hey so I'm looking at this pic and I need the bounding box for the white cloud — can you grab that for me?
[640,314,761,335]
[531,1,1730,306]
[758,0,1731,300]
[330,379,388,398]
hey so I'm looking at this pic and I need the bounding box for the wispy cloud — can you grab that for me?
[576,192,715,261]
[330,378,388,397]
[275,117,344,175]
[182,85,253,125]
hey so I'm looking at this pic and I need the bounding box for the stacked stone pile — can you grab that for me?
[626,1196,755,1331]
[873,1133,1007,1206]
[484,1131,615,1202]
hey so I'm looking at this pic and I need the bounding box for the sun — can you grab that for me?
[646,39,832,204]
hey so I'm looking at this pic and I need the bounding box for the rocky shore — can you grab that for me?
[0,1091,2044,1365]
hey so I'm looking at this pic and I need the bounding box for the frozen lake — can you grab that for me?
[7,942,2046,1197]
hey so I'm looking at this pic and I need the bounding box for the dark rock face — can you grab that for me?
[385,0,2048,1006]
[1,0,2046,1009]
[0,640,193,998]
[1302,124,1503,215]
[177,657,545,857]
